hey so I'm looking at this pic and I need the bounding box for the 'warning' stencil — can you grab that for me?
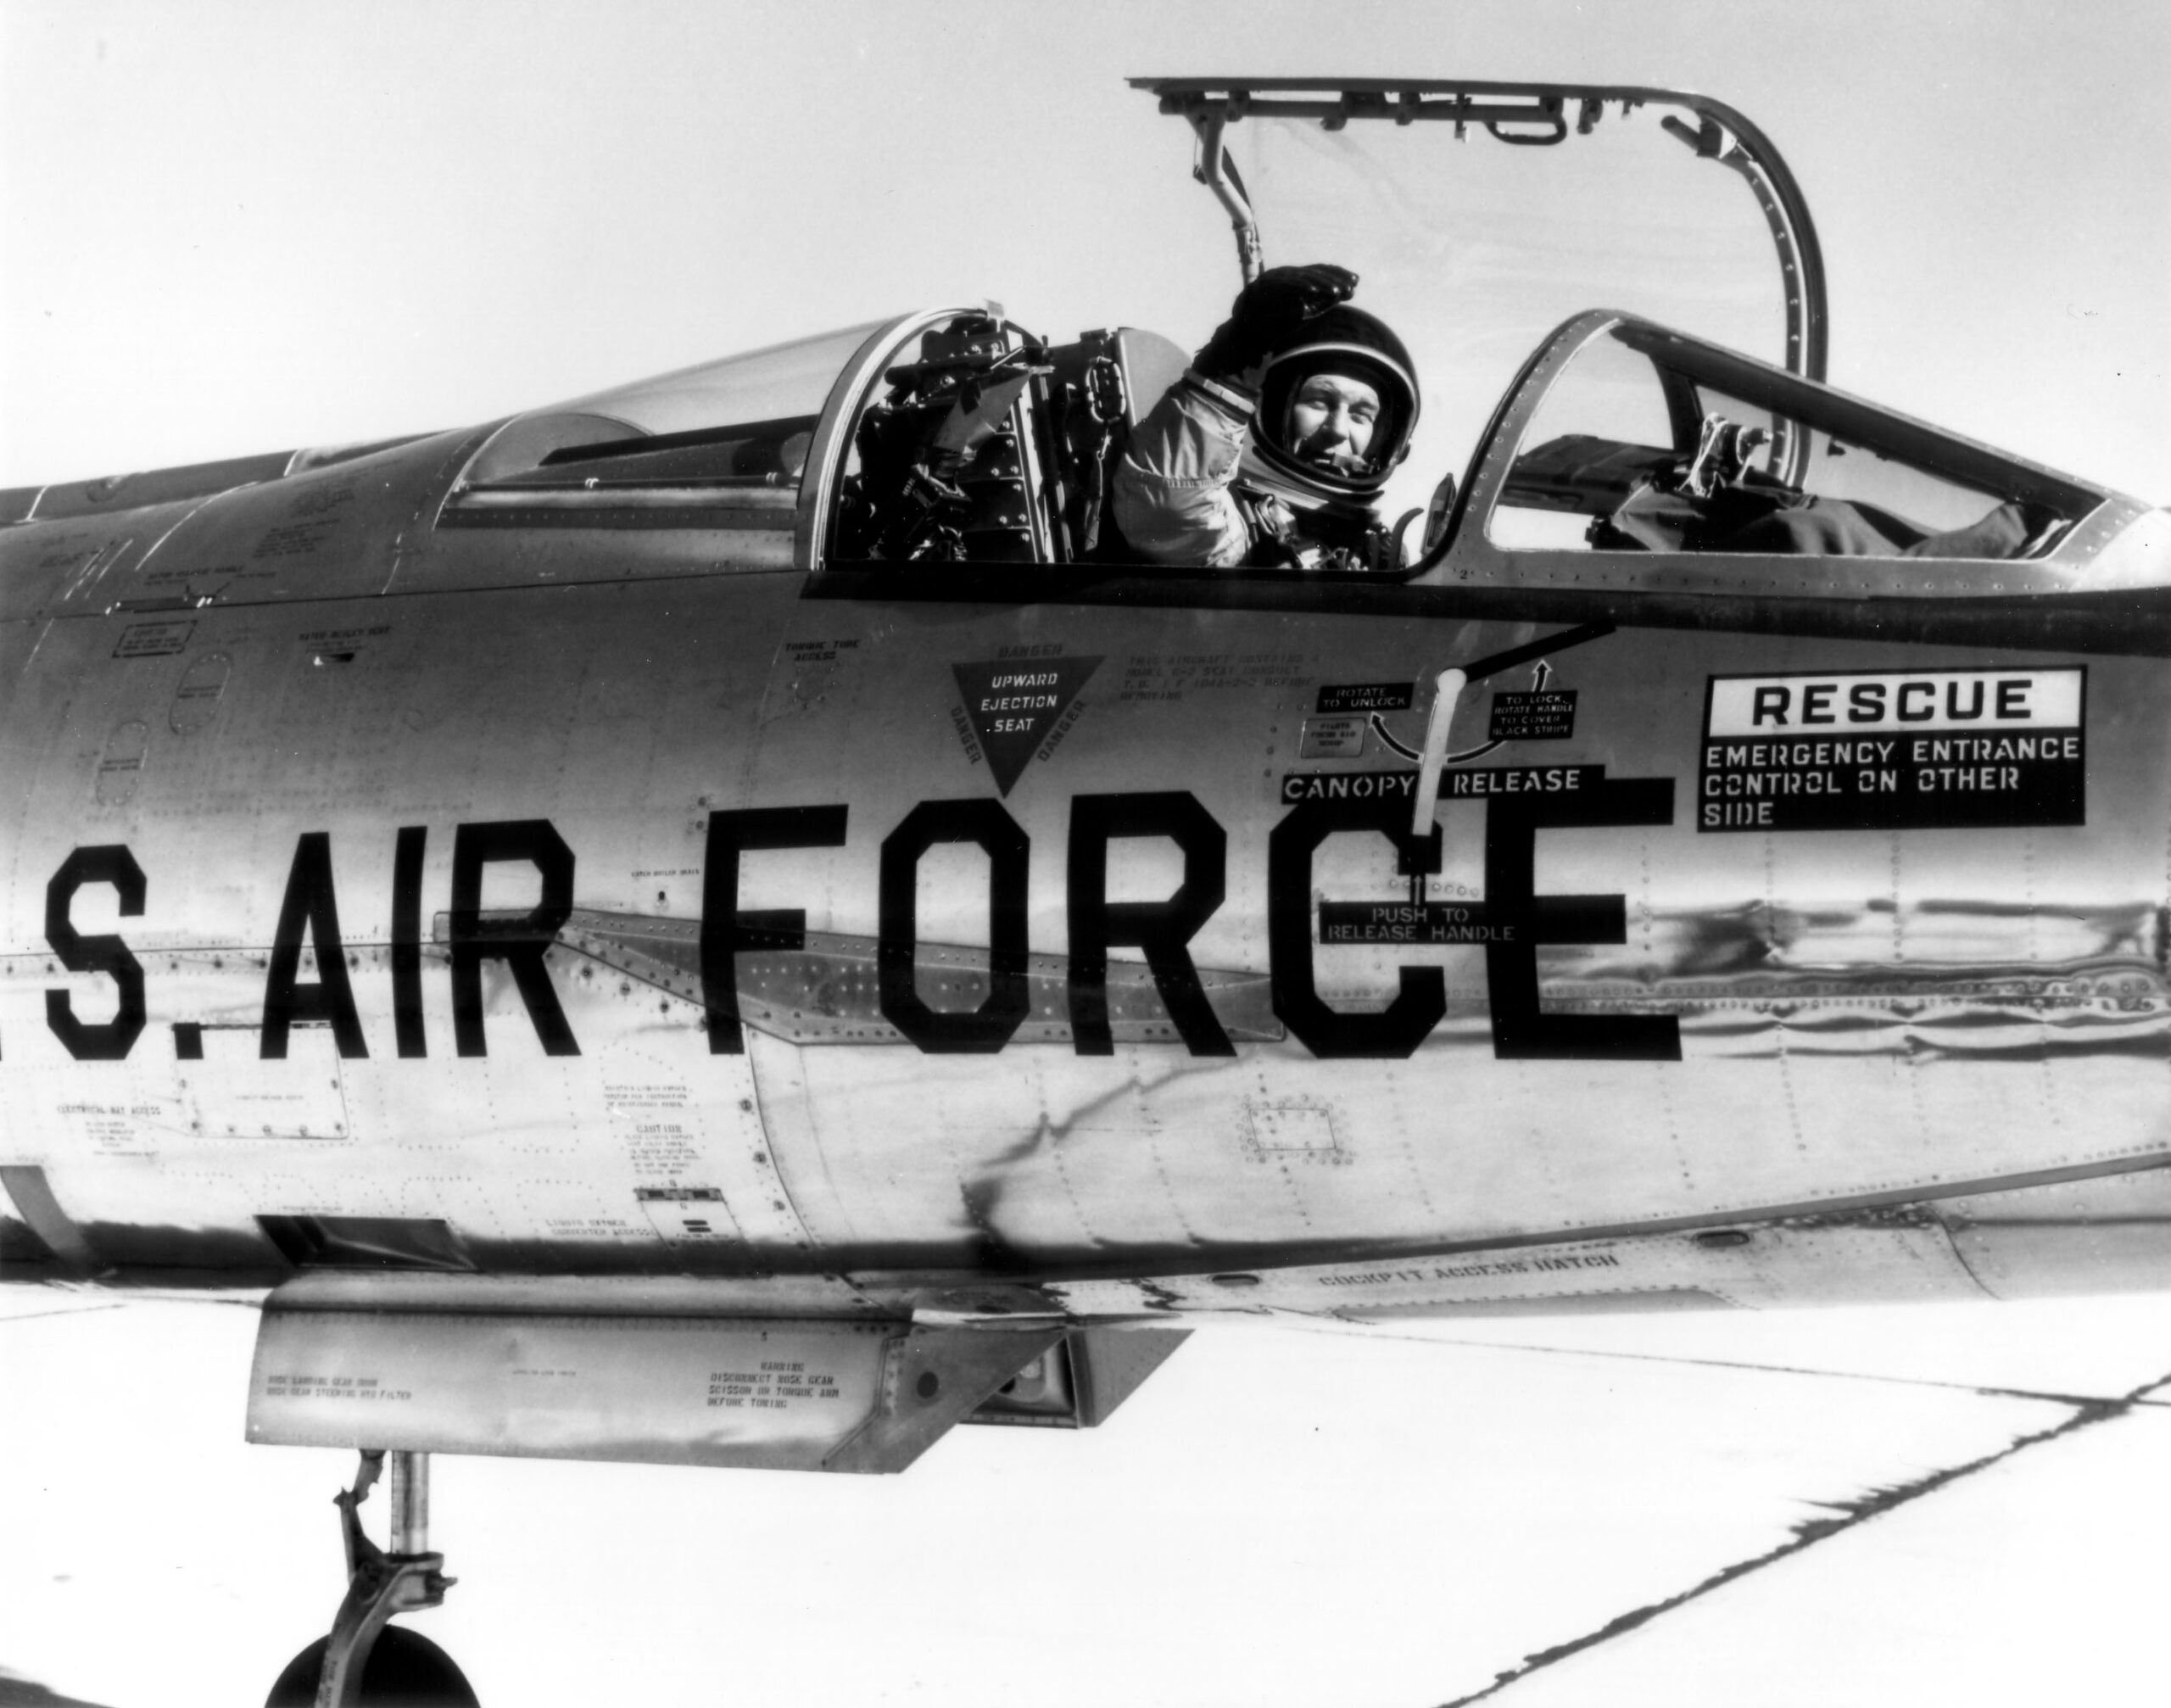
[951,656,1102,795]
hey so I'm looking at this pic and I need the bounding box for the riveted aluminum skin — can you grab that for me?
[3,272,2168,1336]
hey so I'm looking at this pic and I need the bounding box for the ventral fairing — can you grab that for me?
[3,80,2165,1703]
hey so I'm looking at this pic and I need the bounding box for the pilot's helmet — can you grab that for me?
[1244,305,1420,509]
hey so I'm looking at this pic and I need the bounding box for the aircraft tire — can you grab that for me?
[265,1625,480,1706]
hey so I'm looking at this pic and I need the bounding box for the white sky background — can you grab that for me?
[3,0,2167,500]
[4,3,2171,1705]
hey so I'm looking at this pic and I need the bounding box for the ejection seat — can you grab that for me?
[830,310,1187,567]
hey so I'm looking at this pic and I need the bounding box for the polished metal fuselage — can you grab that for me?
[3,391,2168,1326]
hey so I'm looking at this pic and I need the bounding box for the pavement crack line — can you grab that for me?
[0,1303,128,1327]
[1347,1326,2171,1410]
[1437,1363,2171,1705]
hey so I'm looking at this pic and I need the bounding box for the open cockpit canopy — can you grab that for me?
[1454,310,2157,593]
[417,77,2154,593]
[1131,79,1828,524]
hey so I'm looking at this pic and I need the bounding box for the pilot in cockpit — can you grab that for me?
[1113,265,1420,572]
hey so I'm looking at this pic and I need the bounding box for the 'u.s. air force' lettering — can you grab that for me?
[1267,781,1679,1061]
[23,779,1676,1066]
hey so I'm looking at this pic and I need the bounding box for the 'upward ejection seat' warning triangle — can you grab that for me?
[952,656,1103,795]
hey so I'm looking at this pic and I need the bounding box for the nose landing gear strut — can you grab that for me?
[265,1449,478,1707]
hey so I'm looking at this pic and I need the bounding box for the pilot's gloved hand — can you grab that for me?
[1194,264,1359,385]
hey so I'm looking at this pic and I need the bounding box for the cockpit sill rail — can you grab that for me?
[806,563,2171,660]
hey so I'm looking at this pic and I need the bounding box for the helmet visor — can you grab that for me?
[1256,342,1418,497]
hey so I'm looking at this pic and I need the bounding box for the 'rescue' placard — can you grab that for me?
[1699,667,2084,831]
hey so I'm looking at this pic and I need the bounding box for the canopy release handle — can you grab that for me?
[1403,668,1467,901]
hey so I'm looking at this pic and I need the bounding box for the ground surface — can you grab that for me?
[4,1292,2169,1706]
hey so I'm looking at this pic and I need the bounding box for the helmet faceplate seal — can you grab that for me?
[1249,309,1421,503]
